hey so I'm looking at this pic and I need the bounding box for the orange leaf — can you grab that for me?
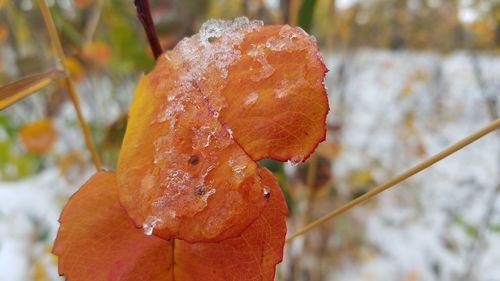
[221,25,328,162]
[54,170,287,281]
[170,20,328,163]
[53,172,173,281]
[117,18,327,242]
[81,41,111,67]
[0,24,8,43]
[73,0,94,8]
[175,167,287,280]
[64,57,86,82]
[117,74,268,242]
[20,118,58,155]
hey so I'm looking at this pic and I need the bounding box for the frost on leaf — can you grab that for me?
[174,167,287,280]
[53,170,287,281]
[175,21,329,163]
[117,73,267,243]
[117,17,328,242]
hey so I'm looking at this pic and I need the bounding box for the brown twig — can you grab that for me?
[134,0,163,60]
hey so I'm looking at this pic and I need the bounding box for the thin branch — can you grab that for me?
[301,153,319,226]
[286,118,500,243]
[134,0,163,60]
[289,0,300,26]
[83,0,104,44]
[0,69,64,110]
[37,0,103,171]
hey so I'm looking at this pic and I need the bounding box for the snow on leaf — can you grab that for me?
[117,18,327,242]
[174,167,287,280]
[174,22,329,163]
[53,170,287,281]
[117,73,267,242]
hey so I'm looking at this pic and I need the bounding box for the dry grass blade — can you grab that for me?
[286,118,500,243]
[37,0,103,170]
[0,69,65,110]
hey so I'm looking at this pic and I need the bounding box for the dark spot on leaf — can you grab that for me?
[195,185,205,196]
[188,155,199,165]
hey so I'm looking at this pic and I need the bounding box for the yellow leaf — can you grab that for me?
[81,41,111,67]
[348,169,375,191]
[32,259,48,281]
[400,82,413,97]
[64,57,86,82]
[20,118,58,155]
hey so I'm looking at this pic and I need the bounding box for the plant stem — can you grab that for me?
[84,0,104,44]
[0,69,64,110]
[37,0,103,171]
[134,0,163,60]
[286,118,500,243]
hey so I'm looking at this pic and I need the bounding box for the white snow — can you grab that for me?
[320,50,500,281]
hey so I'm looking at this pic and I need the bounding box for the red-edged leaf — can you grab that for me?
[53,172,173,281]
[53,169,287,281]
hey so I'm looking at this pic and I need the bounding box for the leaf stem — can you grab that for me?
[37,0,103,171]
[286,118,500,243]
[134,0,163,60]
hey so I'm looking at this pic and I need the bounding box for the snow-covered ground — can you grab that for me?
[323,50,500,281]
[0,169,91,281]
[1,50,499,280]
[281,50,500,281]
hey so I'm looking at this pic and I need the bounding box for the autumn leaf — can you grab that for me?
[54,172,173,281]
[20,118,58,155]
[64,57,86,82]
[171,21,329,163]
[55,17,327,281]
[53,170,287,281]
[117,18,327,242]
[73,0,94,9]
[118,73,268,242]
[81,41,111,67]
[0,24,8,43]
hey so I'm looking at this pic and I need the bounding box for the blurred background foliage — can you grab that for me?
[0,1,499,281]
